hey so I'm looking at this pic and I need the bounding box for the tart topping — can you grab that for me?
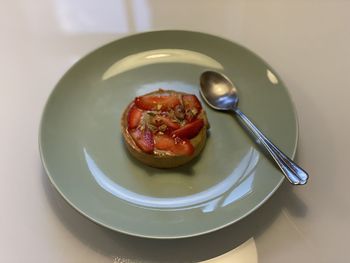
[127,105,143,129]
[174,104,185,120]
[182,95,202,122]
[171,119,204,140]
[151,115,181,131]
[135,94,181,111]
[127,91,206,156]
[130,127,154,153]
[154,134,194,156]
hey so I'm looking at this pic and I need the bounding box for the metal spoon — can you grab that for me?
[199,71,309,185]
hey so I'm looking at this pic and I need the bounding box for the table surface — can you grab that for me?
[1,1,349,262]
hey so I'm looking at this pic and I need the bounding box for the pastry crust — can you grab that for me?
[121,90,209,168]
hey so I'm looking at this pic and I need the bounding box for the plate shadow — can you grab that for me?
[41,161,307,262]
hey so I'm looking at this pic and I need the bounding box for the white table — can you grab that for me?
[1,1,349,262]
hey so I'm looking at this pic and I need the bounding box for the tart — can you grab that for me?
[121,89,210,168]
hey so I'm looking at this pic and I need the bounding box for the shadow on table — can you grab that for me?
[41,160,307,263]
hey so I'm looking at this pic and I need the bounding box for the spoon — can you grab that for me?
[199,71,309,185]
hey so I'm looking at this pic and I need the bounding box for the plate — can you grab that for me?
[39,30,298,239]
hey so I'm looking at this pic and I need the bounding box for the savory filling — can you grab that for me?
[126,90,205,156]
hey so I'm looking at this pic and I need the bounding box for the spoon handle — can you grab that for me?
[233,108,309,185]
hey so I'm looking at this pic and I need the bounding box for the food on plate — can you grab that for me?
[121,89,210,168]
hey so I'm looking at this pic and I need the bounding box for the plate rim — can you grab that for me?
[38,29,299,239]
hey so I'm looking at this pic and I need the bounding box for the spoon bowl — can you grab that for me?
[200,71,239,110]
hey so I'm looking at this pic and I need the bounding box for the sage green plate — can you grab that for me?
[39,30,298,239]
